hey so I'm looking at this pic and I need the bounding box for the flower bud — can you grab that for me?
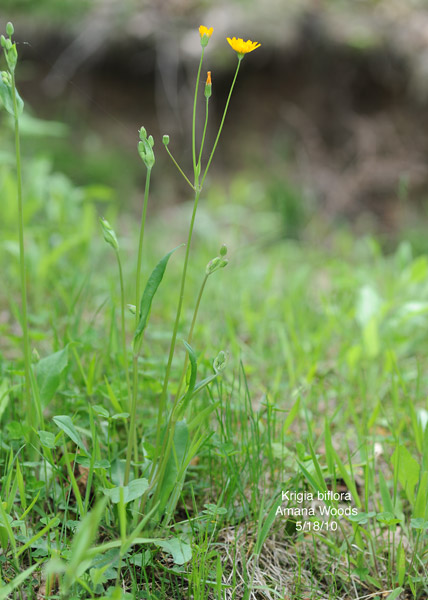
[99,217,119,251]
[138,126,155,169]
[6,44,17,71]
[219,244,227,257]
[162,134,170,146]
[6,22,14,36]
[204,71,212,99]
[206,257,221,275]
[0,35,6,48]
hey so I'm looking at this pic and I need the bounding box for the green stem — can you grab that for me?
[11,70,33,432]
[192,50,205,177]
[136,168,152,326]
[175,274,208,401]
[197,97,209,169]
[165,145,195,191]
[124,354,139,486]
[201,59,241,188]
[150,274,209,500]
[115,250,132,409]
[124,166,151,485]
[154,187,201,455]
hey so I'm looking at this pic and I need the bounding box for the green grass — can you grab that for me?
[2,21,428,600]
[2,160,428,598]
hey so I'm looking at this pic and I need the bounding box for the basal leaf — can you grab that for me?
[36,346,69,406]
[53,415,86,453]
[155,537,192,565]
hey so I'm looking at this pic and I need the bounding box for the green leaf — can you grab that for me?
[410,518,428,530]
[154,538,192,565]
[0,75,24,117]
[0,562,39,600]
[175,341,197,418]
[385,588,404,600]
[53,415,86,453]
[414,471,428,519]
[38,430,57,449]
[36,346,69,406]
[133,246,182,352]
[159,421,189,515]
[282,397,300,434]
[392,445,420,505]
[102,478,149,504]
[62,499,108,593]
[254,494,282,556]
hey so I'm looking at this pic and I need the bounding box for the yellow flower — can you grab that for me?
[227,37,261,58]
[199,25,213,40]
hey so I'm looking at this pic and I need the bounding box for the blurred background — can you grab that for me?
[2,0,428,246]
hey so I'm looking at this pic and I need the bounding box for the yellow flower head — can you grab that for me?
[199,25,213,48]
[199,25,213,39]
[227,37,261,58]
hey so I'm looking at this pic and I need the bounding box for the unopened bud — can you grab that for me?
[162,134,170,146]
[32,348,40,363]
[6,44,17,70]
[204,71,212,99]
[99,217,119,251]
[138,126,155,169]
[206,257,221,275]
[6,22,14,37]
[219,244,227,257]
[0,35,6,48]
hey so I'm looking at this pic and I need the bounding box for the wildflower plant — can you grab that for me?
[100,25,261,524]
[0,23,38,441]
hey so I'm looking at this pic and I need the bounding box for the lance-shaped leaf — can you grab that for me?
[133,245,182,353]
[175,341,197,419]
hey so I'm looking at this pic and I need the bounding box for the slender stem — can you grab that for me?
[154,187,201,453]
[192,50,205,177]
[124,166,152,485]
[152,274,209,496]
[197,97,209,169]
[11,70,33,430]
[164,145,195,190]
[201,59,241,188]
[175,274,208,401]
[115,250,132,408]
[124,354,139,485]
[135,168,152,326]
